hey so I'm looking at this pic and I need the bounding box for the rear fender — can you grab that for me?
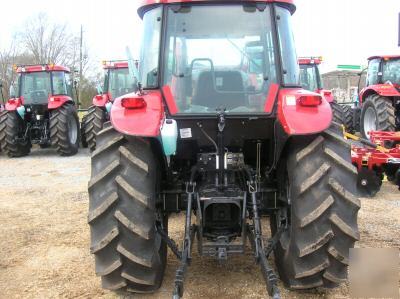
[110,90,164,137]
[93,93,111,107]
[5,97,23,111]
[360,84,400,103]
[277,88,332,135]
[48,95,73,110]
[318,89,335,103]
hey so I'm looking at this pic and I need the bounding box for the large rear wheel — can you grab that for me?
[84,105,107,152]
[88,122,167,293]
[50,104,80,156]
[360,95,395,139]
[271,122,360,289]
[342,105,354,133]
[0,111,31,157]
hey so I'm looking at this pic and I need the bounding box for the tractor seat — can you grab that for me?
[192,71,246,110]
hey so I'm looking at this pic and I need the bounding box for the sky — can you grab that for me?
[0,0,399,74]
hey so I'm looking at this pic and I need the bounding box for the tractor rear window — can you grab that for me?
[108,68,136,99]
[163,5,278,114]
[299,65,320,91]
[20,72,52,105]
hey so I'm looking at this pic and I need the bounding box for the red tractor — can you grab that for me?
[298,57,350,126]
[0,64,80,157]
[358,55,400,139]
[81,60,137,151]
[88,1,360,298]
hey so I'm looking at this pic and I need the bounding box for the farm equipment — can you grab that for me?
[298,57,350,126]
[356,55,400,139]
[346,130,400,196]
[88,1,360,298]
[0,64,80,157]
[81,60,137,151]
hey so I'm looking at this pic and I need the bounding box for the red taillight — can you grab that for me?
[121,97,147,109]
[299,95,322,107]
[95,94,104,101]
[323,91,332,96]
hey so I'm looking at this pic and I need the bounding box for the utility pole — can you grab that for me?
[79,25,83,108]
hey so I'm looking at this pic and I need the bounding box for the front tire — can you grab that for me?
[330,102,345,125]
[0,111,31,157]
[88,122,167,293]
[360,95,395,139]
[342,105,354,133]
[271,122,360,290]
[50,104,80,156]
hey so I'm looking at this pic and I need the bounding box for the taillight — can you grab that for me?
[323,91,332,96]
[299,95,322,107]
[121,97,147,109]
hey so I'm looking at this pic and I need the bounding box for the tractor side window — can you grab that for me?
[276,6,299,86]
[299,65,318,92]
[52,71,69,96]
[139,6,162,88]
[367,59,380,86]
[382,58,400,85]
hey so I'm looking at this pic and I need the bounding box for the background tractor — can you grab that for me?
[357,55,400,139]
[0,64,80,157]
[298,57,351,126]
[88,1,360,298]
[81,60,137,151]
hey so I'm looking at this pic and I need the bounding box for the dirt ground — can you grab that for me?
[0,147,399,299]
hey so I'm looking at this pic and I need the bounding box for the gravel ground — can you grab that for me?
[0,147,399,299]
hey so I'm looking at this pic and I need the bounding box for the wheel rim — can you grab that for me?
[68,117,78,144]
[363,107,377,138]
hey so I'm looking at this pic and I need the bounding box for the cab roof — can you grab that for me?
[16,64,70,73]
[298,57,322,65]
[102,61,129,70]
[368,55,400,61]
[138,0,296,18]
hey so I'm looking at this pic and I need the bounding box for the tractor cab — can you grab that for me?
[366,55,400,88]
[298,57,334,102]
[96,61,137,104]
[10,64,74,111]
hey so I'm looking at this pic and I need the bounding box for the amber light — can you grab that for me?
[299,95,322,107]
[121,97,147,109]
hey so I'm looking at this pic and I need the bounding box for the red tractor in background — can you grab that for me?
[88,1,360,298]
[298,57,351,126]
[357,55,400,139]
[0,64,80,157]
[81,60,137,151]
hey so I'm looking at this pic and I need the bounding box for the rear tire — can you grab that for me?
[342,105,354,133]
[0,111,31,157]
[330,102,344,125]
[271,122,360,290]
[50,103,80,156]
[84,106,107,152]
[360,95,395,139]
[88,122,167,293]
[81,113,88,148]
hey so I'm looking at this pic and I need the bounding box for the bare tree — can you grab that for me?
[18,13,76,66]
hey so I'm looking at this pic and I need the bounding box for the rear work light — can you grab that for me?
[121,97,147,109]
[299,95,322,107]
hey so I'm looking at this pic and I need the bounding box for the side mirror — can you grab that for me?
[96,84,103,95]
[9,85,16,98]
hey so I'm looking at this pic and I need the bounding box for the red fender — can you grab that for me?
[359,84,400,103]
[48,95,73,110]
[93,93,111,107]
[277,88,332,135]
[5,97,23,111]
[317,89,335,103]
[111,91,164,137]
